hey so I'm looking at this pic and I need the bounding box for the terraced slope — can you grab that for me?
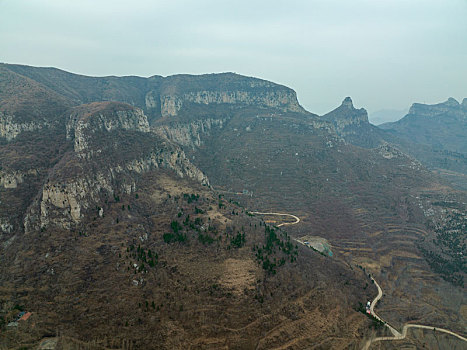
[0,64,465,349]
[158,102,466,340]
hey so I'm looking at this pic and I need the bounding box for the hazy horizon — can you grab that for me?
[1,0,466,118]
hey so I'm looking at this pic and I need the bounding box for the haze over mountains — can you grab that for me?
[0,64,466,349]
[368,109,408,125]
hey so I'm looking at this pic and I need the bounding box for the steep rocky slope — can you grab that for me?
[320,97,384,148]
[379,98,467,189]
[0,66,71,140]
[24,102,208,233]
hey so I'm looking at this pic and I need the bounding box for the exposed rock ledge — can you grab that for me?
[66,102,150,153]
[30,146,208,231]
[160,90,304,117]
[0,218,13,234]
[0,112,53,141]
[0,169,38,189]
[155,117,229,149]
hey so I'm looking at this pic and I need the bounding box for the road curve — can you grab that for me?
[246,212,466,348]
[362,277,467,350]
[249,212,300,227]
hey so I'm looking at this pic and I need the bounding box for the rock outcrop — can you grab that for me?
[322,97,369,126]
[66,102,150,154]
[0,218,13,234]
[0,112,54,141]
[158,73,305,117]
[407,97,464,118]
[23,101,209,231]
[155,117,229,149]
[30,146,208,230]
[0,169,37,189]
[320,97,383,148]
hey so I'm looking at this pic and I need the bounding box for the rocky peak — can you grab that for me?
[341,96,354,109]
[462,98,467,109]
[321,97,369,124]
[408,97,462,117]
[445,97,460,106]
[317,97,381,147]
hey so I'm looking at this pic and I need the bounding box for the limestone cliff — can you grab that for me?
[28,146,208,231]
[2,64,308,123]
[158,73,305,117]
[0,169,38,189]
[154,117,229,149]
[0,112,55,141]
[23,102,209,231]
[66,102,150,154]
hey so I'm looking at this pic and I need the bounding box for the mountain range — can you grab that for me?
[0,64,465,349]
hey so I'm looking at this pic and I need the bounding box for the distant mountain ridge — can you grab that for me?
[2,64,305,123]
[314,94,467,189]
[380,97,467,154]
[379,97,467,188]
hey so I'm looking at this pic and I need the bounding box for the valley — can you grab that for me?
[0,64,465,349]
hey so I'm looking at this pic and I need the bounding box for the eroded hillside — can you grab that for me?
[0,64,465,349]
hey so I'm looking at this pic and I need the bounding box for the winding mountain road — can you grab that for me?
[249,211,300,227]
[248,211,466,348]
[362,277,467,349]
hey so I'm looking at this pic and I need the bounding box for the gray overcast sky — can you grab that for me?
[1,0,466,116]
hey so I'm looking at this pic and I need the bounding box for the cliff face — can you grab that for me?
[24,102,209,231]
[0,65,71,141]
[66,102,150,154]
[2,64,306,123]
[25,145,209,231]
[160,88,304,117]
[0,112,56,141]
[155,117,229,149]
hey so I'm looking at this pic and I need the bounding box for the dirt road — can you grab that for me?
[248,211,466,348]
[249,212,300,227]
[362,277,467,349]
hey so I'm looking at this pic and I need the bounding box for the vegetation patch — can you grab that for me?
[420,210,466,287]
[253,225,298,274]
